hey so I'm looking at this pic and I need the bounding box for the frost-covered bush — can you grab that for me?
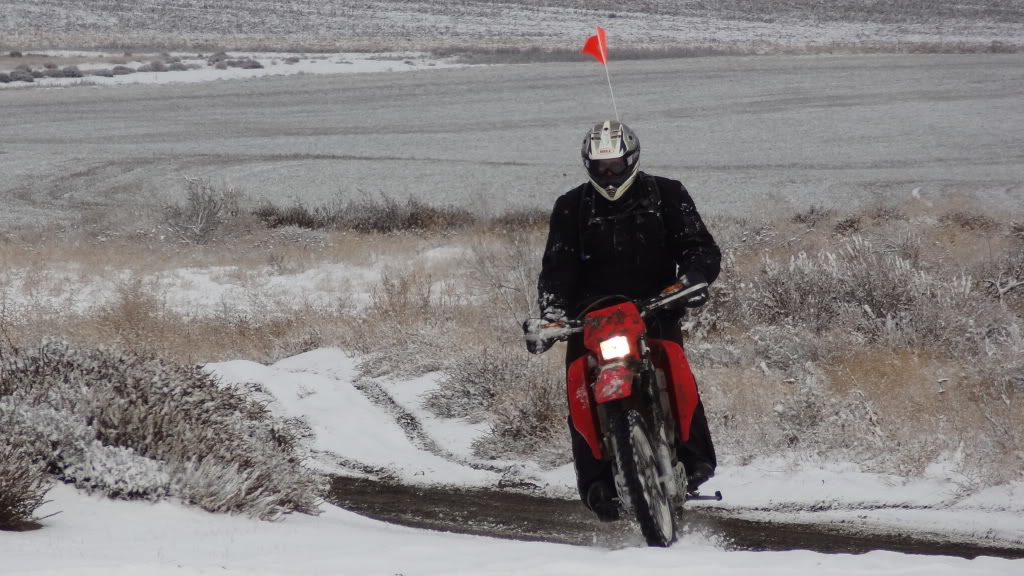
[468,349,568,465]
[425,345,553,422]
[747,237,980,354]
[61,66,83,78]
[163,177,243,244]
[0,441,49,530]
[9,70,33,83]
[0,73,10,84]
[0,341,321,519]
[350,270,464,379]
[111,65,134,75]
[770,367,884,458]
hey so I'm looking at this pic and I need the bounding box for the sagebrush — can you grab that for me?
[0,341,322,520]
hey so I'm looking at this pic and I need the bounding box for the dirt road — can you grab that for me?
[329,476,1024,559]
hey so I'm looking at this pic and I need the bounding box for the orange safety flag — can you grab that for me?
[580,26,608,65]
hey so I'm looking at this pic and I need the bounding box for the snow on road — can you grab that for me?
[3,482,1021,576]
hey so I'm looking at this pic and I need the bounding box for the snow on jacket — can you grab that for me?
[537,173,721,317]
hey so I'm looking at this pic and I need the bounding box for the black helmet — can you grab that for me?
[581,120,641,201]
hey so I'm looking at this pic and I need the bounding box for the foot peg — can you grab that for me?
[685,490,723,502]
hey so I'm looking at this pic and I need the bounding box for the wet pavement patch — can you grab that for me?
[329,475,1024,559]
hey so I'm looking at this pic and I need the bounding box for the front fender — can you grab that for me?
[594,363,635,403]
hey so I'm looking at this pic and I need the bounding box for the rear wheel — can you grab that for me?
[609,407,676,547]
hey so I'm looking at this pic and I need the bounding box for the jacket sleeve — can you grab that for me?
[536,191,582,314]
[660,179,722,284]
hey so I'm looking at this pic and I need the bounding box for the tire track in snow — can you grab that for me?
[349,378,512,477]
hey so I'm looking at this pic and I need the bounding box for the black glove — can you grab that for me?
[678,270,710,308]
[541,306,567,323]
[523,307,569,354]
[523,318,554,355]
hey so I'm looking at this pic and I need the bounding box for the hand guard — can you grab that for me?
[660,270,710,309]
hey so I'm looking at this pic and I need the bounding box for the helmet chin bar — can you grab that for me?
[590,164,640,202]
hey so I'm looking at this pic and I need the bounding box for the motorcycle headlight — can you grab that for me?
[599,336,630,360]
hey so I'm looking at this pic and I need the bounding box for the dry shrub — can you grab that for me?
[976,244,1024,311]
[164,177,244,244]
[827,348,1024,484]
[941,209,999,232]
[0,340,321,519]
[833,214,863,235]
[0,443,50,530]
[347,269,468,379]
[487,206,550,232]
[254,195,476,234]
[792,205,834,228]
[469,349,569,466]
[745,236,980,354]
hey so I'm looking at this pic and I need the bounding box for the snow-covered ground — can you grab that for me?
[4,347,1023,574]
[6,482,1020,576]
[211,349,1024,547]
[0,50,471,90]
[1,259,400,318]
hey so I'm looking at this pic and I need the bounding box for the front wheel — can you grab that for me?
[609,407,676,547]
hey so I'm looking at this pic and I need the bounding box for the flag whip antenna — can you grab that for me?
[598,31,619,121]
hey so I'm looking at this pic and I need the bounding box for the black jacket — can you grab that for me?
[537,173,721,317]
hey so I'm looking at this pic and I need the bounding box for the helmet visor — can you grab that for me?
[587,157,630,186]
[589,154,626,177]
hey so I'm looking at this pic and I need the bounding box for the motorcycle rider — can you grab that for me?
[531,120,721,521]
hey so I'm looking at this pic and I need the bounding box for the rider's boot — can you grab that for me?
[686,461,715,494]
[585,480,620,522]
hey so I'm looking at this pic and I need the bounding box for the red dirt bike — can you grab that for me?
[523,281,719,547]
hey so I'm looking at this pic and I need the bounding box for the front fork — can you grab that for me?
[598,350,680,511]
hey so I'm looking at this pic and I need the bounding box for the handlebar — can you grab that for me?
[523,282,708,348]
